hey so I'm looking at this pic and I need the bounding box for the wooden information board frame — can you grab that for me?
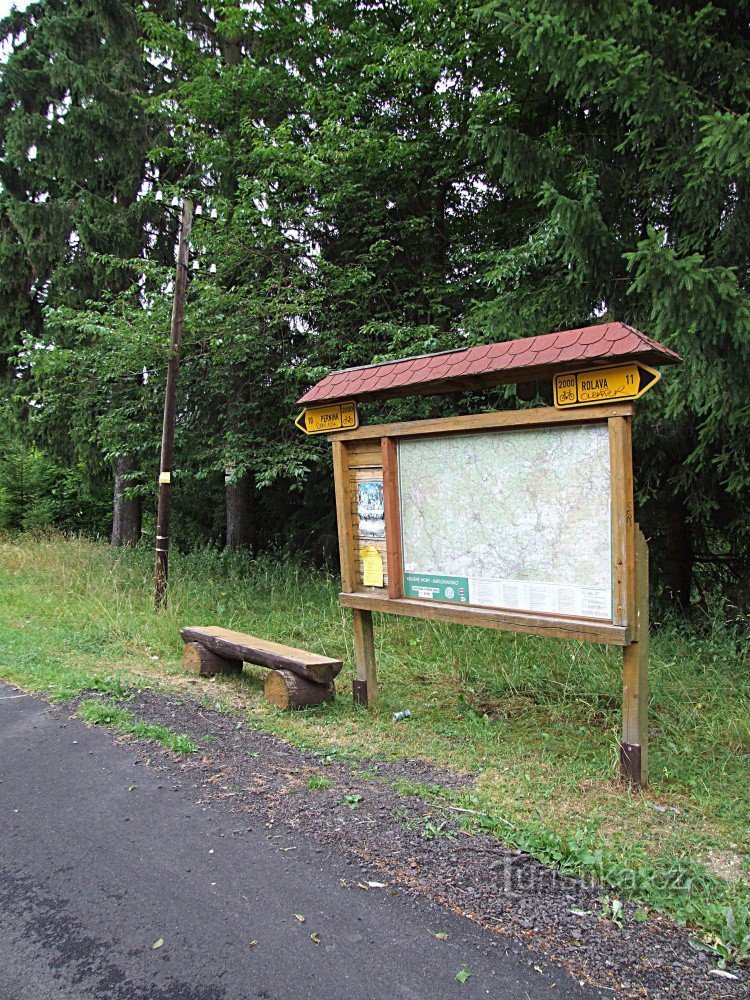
[329,402,648,786]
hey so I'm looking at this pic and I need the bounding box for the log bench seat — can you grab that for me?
[180,626,342,710]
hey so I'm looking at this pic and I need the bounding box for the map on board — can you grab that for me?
[398,424,612,620]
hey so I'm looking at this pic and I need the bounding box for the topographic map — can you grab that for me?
[398,424,612,620]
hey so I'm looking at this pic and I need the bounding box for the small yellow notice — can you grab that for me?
[158,471,171,484]
[294,401,359,435]
[361,545,384,588]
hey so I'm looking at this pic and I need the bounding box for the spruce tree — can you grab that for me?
[471,0,750,607]
[0,0,176,544]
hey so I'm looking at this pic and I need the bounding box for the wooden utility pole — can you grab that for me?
[155,197,193,609]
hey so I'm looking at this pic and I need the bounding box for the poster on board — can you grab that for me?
[357,481,385,540]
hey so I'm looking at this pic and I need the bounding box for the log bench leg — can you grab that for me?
[183,641,243,677]
[265,669,335,711]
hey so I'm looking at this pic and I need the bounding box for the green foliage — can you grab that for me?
[0,408,109,533]
[78,699,199,754]
[1,1,748,603]
[0,443,106,534]
[0,0,180,534]
[421,819,456,841]
[0,0,175,353]
[690,906,750,969]
[306,774,333,790]
[339,792,363,810]
[472,0,750,605]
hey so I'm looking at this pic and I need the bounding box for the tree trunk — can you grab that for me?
[264,669,336,711]
[225,469,255,552]
[111,456,141,547]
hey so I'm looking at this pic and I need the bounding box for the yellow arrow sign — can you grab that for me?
[294,400,359,435]
[553,362,661,409]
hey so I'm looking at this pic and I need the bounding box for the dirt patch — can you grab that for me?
[705,850,749,886]
[72,688,748,999]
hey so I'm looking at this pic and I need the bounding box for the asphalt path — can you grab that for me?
[0,681,605,999]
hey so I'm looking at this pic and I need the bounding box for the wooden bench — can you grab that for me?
[180,626,342,710]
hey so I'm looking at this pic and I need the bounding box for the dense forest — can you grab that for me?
[1,0,748,613]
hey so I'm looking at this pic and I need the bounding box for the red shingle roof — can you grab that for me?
[297,322,681,406]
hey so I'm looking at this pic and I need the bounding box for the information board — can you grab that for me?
[398,424,613,620]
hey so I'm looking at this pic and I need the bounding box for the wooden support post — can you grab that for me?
[352,607,377,706]
[609,415,635,629]
[620,526,649,787]
[381,437,403,599]
[332,440,356,592]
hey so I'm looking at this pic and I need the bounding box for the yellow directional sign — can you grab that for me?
[553,362,661,409]
[294,400,359,435]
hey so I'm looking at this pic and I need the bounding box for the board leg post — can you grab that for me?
[620,526,649,787]
[352,608,377,706]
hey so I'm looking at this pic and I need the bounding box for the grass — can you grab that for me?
[306,774,333,789]
[77,698,198,754]
[0,532,748,961]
